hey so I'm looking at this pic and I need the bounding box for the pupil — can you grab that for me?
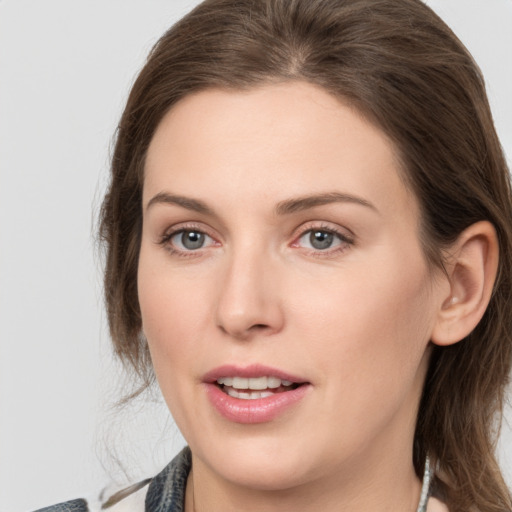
[182,231,204,250]
[310,231,333,250]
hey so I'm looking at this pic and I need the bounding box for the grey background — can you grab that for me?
[1,1,511,511]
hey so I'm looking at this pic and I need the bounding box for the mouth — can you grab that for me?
[215,376,302,400]
[203,365,310,423]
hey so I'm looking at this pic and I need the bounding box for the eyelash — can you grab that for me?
[158,222,354,259]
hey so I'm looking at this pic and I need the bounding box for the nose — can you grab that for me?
[215,246,285,340]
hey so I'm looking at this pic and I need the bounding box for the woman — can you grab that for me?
[37,0,512,511]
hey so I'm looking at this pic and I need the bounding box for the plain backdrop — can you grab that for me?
[1,1,511,511]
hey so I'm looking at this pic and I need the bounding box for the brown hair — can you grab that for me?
[99,0,512,510]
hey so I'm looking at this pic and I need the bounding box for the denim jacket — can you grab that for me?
[35,447,192,512]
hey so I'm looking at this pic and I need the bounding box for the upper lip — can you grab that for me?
[203,364,308,384]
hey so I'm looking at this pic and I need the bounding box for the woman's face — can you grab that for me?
[139,82,446,491]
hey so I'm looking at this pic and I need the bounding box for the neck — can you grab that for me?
[185,443,423,512]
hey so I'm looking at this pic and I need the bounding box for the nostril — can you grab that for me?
[217,322,270,338]
[251,324,270,330]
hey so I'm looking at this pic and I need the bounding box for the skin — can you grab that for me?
[138,82,454,512]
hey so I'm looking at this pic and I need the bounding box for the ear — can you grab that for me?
[431,221,499,346]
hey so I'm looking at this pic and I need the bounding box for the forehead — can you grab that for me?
[143,81,417,221]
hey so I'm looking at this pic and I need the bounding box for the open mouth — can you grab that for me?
[215,376,302,400]
[205,368,311,422]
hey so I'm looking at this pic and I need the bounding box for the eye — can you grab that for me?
[293,226,353,254]
[302,230,338,250]
[170,230,214,250]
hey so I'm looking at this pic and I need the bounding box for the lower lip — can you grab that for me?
[204,383,310,424]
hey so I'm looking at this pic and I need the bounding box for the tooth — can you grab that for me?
[267,377,281,388]
[248,377,267,390]
[219,375,296,391]
[225,387,276,400]
[232,377,249,389]
[226,388,240,398]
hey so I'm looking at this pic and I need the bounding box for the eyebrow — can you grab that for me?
[275,192,378,215]
[146,191,377,216]
[146,193,214,215]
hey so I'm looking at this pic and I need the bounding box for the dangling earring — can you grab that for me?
[416,456,433,512]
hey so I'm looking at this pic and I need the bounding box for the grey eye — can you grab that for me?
[309,231,334,250]
[297,229,347,251]
[172,230,208,250]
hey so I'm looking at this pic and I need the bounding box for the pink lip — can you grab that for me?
[202,364,307,383]
[203,364,311,424]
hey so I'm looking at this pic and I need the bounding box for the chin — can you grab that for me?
[191,432,328,492]
[215,457,312,491]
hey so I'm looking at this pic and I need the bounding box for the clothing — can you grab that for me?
[34,447,192,512]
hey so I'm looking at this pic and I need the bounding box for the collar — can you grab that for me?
[145,447,192,512]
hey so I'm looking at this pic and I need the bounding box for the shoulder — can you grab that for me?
[33,480,151,512]
[32,447,192,512]
[33,499,89,512]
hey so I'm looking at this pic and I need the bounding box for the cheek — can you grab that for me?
[137,248,208,384]
[284,256,435,458]
[138,271,209,439]
[140,281,202,345]
[291,251,435,396]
